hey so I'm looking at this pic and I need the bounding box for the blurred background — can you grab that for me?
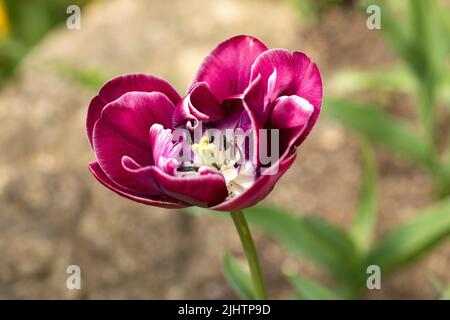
[0,0,449,299]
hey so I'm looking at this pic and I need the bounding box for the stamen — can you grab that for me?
[177,165,199,173]
[178,134,254,197]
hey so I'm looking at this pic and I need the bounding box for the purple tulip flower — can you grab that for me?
[87,35,322,211]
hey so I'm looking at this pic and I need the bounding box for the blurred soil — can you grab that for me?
[0,0,448,299]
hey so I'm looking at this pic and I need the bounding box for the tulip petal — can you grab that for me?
[270,96,313,128]
[269,95,314,155]
[149,124,181,175]
[211,153,297,211]
[86,73,181,147]
[212,100,244,131]
[121,155,229,208]
[189,82,225,121]
[88,162,187,208]
[243,73,265,126]
[250,49,294,106]
[172,82,225,128]
[248,49,322,139]
[86,95,108,148]
[292,52,323,144]
[242,75,265,167]
[98,74,181,105]
[120,156,163,195]
[189,35,268,101]
[93,92,174,192]
[151,167,229,208]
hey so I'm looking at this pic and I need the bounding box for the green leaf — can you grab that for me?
[330,67,417,96]
[326,99,432,168]
[244,206,358,283]
[440,3,450,50]
[409,0,447,88]
[223,253,255,300]
[360,1,413,72]
[429,275,450,300]
[441,285,450,300]
[367,197,450,274]
[429,274,444,293]
[432,158,450,199]
[186,206,361,287]
[330,66,450,107]
[360,1,447,94]
[351,139,377,252]
[440,71,450,107]
[289,275,341,300]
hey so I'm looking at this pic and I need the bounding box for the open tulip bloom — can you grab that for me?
[86,35,322,299]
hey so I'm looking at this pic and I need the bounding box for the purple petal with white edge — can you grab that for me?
[86,95,108,148]
[243,73,266,125]
[270,95,314,128]
[149,124,181,175]
[88,162,188,208]
[151,167,229,208]
[189,35,268,102]
[242,75,265,167]
[269,95,314,155]
[172,82,225,128]
[291,52,323,145]
[98,74,180,105]
[211,153,297,211]
[247,50,322,135]
[122,156,228,207]
[120,156,161,195]
[188,82,226,121]
[172,95,202,129]
[86,73,181,147]
[93,92,174,192]
[250,49,294,105]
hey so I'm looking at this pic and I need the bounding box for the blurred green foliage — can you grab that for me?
[223,253,256,300]
[0,0,90,82]
[328,0,450,198]
[289,0,354,23]
[53,0,450,300]
[220,148,450,299]
[218,0,450,300]
[288,274,341,300]
[190,141,450,299]
[430,276,450,300]
[441,285,450,300]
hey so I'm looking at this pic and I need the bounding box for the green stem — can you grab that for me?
[231,210,267,300]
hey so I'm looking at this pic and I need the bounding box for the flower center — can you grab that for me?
[177,135,254,199]
[192,136,221,170]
